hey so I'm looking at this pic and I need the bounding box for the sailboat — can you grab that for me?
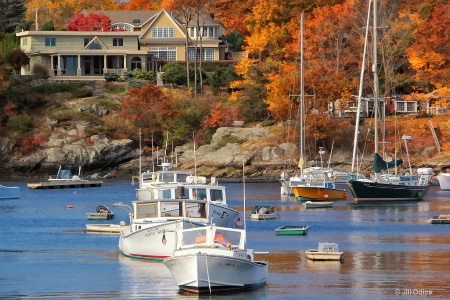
[287,13,347,202]
[347,0,432,203]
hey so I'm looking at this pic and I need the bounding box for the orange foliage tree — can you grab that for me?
[120,0,160,10]
[201,102,241,129]
[406,2,450,91]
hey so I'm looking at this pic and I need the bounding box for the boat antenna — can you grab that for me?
[193,132,197,177]
[351,0,371,173]
[164,131,169,163]
[139,128,143,187]
[151,132,155,173]
[243,160,247,241]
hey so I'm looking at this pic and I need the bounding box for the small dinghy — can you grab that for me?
[305,242,343,261]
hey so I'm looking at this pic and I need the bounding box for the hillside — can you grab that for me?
[0,78,449,181]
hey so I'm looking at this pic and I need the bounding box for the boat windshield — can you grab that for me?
[57,170,73,179]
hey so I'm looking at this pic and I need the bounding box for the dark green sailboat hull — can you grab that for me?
[347,180,430,202]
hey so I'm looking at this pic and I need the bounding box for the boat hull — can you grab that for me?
[304,201,333,209]
[429,215,450,224]
[119,220,202,261]
[275,226,308,236]
[348,180,430,202]
[163,253,268,293]
[291,186,347,201]
[86,213,114,220]
[86,224,130,234]
[305,250,343,261]
[437,174,450,191]
[27,180,103,189]
[250,213,278,220]
[0,185,20,199]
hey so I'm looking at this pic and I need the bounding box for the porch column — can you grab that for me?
[103,55,108,75]
[77,54,81,76]
[123,54,127,73]
[57,55,62,76]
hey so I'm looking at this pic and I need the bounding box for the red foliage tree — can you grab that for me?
[120,83,180,144]
[66,13,111,31]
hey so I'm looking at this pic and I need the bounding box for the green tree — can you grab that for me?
[40,20,55,31]
[161,63,187,86]
[227,30,244,52]
[0,0,26,33]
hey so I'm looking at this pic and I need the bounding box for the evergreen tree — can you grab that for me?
[0,0,27,33]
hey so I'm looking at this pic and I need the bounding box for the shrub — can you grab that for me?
[215,134,246,150]
[161,63,187,86]
[260,119,276,127]
[32,63,48,79]
[132,69,155,81]
[6,114,32,132]
[104,73,120,82]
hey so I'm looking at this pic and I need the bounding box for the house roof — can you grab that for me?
[84,10,159,27]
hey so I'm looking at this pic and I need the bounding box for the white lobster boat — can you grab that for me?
[117,197,240,261]
[163,224,268,294]
[305,242,343,261]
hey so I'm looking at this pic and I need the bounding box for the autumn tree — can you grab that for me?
[66,13,111,31]
[5,48,30,74]
[25,0,119,30]
[202,102,241,129]
[120,0,160,10]
[406,2,450,91]
[120,83,181,146]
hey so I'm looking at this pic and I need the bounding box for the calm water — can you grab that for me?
[0,180,449,299]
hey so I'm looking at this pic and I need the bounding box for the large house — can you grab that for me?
[16,9,228,78]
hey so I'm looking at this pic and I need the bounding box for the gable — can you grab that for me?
[140,10,186,40]
[83,36,109,50]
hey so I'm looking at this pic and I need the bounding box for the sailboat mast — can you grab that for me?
[299,12,305,175]
[351,0,372,173]
[373,0,379,155]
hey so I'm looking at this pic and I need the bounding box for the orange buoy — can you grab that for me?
[66,205,73,209]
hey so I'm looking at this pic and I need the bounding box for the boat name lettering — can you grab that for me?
[144,228,163,237]
[212,210,229,219]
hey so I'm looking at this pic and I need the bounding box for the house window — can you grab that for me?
[88,43,102,49]
[131,57,142,70]
[111,24,131,31]
[152,27,174,38]
[188,48,215,61]
[190,27,195,37]
[406,102,416,112]
[45,37,56,46]
[149,47,176,61]
[113,38,123,47]
[397,102,405,112]
[84,38,92,46]
[209,27,214,37]
[22,38,28,46]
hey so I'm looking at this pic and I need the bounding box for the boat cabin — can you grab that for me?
[318,242,340,253]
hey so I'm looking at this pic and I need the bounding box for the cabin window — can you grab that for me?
[157,189,172,199]
[160,201,183,217]
[192,188,207,200]
[136,203,157,218]
[210,189,223,201]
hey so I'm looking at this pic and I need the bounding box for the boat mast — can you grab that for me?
[351,0,372,173]
[373,0,380,178]
[299,12,305,175]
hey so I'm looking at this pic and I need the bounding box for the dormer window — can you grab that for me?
[133,19,140,23]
